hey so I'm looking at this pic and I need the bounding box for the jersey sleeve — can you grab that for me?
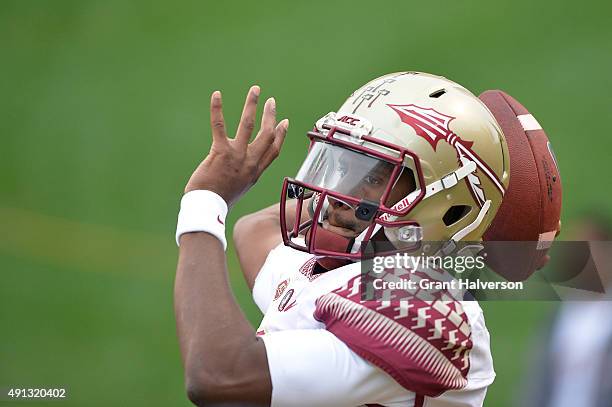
[313,275,474,398]
[260,328,415,407]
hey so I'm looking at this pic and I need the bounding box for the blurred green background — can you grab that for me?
[1,0,610,405]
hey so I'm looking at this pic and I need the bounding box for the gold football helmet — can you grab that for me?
[280,72,510,259]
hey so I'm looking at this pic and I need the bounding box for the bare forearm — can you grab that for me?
[175,232,253,360]
[174,86,285,405]
[175,232,271,404]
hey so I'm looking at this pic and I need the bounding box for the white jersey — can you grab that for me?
[254,243,496,407]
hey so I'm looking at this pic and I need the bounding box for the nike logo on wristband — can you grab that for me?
[217,215,225,225]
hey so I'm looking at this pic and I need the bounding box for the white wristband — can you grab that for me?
[176,190,228,250]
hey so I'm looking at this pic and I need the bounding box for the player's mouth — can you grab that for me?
[321,219,359,238]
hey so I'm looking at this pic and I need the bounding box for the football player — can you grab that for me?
[175,72,508,406]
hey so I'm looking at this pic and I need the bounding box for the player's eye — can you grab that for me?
[364,175,383,186]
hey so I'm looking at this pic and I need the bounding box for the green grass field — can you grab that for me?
[1,1,610,405]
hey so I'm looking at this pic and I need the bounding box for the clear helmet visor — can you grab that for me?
[281,140,424,259]
[295,142,395,203]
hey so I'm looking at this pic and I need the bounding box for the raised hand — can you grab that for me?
[185,85,289,207]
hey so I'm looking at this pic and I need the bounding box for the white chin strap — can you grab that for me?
[437,199,491,256]
[425,160,477,199]
[451,199,490,242]
[350,160,484,254]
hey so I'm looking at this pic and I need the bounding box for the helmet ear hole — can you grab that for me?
[443,205,471,226]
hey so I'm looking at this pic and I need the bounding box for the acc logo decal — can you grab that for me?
[278,289,296,312]
[337,115,360,126]
[274,279,289,300]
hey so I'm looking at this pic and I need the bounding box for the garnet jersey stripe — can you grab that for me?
[314,276,472,397]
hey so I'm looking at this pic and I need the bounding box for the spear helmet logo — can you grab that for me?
[387,104,471,151]
[387,103,506,207]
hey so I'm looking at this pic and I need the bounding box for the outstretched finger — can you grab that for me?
[250,97,277,156]
[235,85,260,147]
[260,96,277,137]
[209,91,228,145]
[258,119,289,171]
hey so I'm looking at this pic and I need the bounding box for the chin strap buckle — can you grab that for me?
[426,160,477,198]
[441,172,459,189]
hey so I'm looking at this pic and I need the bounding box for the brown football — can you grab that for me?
[479,90,562,281]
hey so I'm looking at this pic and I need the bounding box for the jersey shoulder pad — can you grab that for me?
[313,275,473,397]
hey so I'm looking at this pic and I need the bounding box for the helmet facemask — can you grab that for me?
[279,121,427,262]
